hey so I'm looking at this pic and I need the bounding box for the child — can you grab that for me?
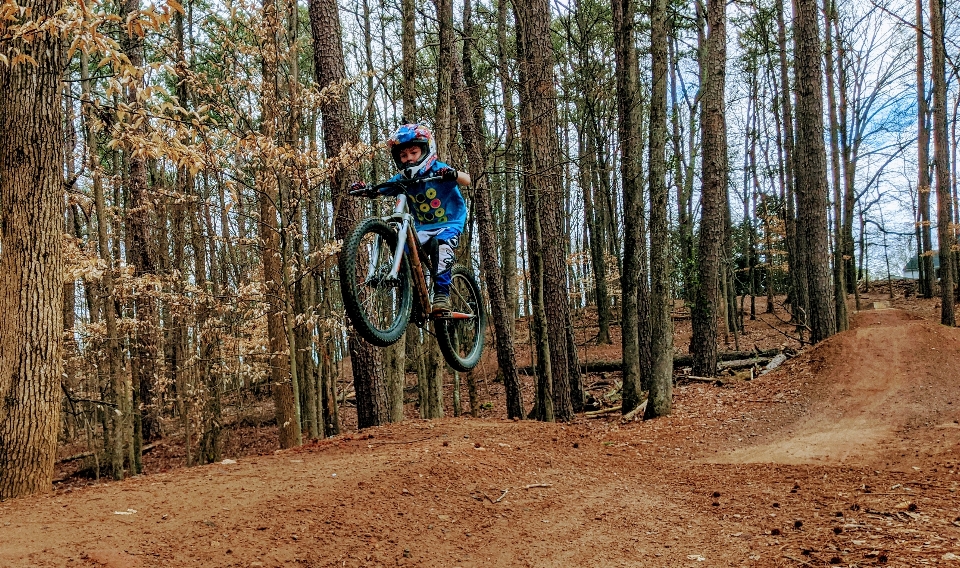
[351,123,471,310]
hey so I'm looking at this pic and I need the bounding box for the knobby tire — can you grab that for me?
[435,265,486,372]
[339,218,412,346]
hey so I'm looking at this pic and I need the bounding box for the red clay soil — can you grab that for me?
[3,307,960,567]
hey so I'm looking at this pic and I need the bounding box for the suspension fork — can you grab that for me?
[387,195,410,280]
[383,194,432,312]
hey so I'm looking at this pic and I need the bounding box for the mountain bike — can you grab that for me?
[339,177,486,372]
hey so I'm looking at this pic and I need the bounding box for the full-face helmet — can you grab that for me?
[387,123,438,179]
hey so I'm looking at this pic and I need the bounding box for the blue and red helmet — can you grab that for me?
[387,123,438,179]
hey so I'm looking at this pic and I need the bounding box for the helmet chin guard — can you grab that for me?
[387,124,438,178]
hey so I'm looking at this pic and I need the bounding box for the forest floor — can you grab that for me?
[3,288,960,567]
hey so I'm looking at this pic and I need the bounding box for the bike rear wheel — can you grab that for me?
[435,265,486,372]
[339,218,412,346]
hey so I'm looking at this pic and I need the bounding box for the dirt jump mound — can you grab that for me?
[718,308,960,466]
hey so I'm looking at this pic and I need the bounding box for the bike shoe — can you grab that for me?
[432,292,451,312]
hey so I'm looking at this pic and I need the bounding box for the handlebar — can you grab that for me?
[375,176,444,191]
[354,176,445,197]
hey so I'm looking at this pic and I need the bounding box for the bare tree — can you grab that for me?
[823,0,849,332]
[916,0,936,298]
[453,13,524,419]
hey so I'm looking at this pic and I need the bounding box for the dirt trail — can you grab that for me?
[718,309,960,466]
[2,309,960,567]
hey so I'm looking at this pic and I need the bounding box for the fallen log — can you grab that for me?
[584,405,622,417]
[676,349,781,367]
[717,357,772,371]
[518,348,782,375]
[682,376,723,384]
[621,400,647,421]
[761,353,789,375]
[57,441,162,465]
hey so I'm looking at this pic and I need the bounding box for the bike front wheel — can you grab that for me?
[339,218,412,347]
[435,265,486,372]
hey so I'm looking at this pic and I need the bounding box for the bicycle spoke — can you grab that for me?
[355,230,403,331]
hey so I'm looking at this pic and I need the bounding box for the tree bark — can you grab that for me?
[513,0,577,420]
[434,0,454,157]
[691,0,726,377]
[496,0,520,322]
[930,0,955,325]
[793,0,837,342]
[917,0,935,299]
[645,0,673,418]
[260,0,301,448]
[832,15,857,301]
[612,0,646,412]
[775,0,806,328]
[578,92,612,346]
[309,0,389,427]
[822,0,848,332]
[121,0,160,460]
[455,1,524,419]
[0,0,65,497]
[401,0,416,119]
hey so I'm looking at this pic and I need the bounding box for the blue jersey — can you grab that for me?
[383,161,467,233]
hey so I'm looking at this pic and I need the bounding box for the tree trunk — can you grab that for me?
[580,113,612,346]
[794,0,837,342]
[527,204,555,422]
[496,0,520,321]
[170,6,194,465]
[401,0,416,119]
[122,0,160,461]
[455,2,524,419]
[691,0,726,377]
[168,183,191,466]
[0,0,65,497]
[822,0,848,332]
[193,194,222,463]
[775,0,806,328]
[201,178,226,459]
[434,0,454,157]
[670,39,695,304]
[930,0,955,325]
[645,0,673,418]
[80,50,127,480]
[832,15,857,300]
[513,0,576,420]
[309,0,389,427]
[612,0,646,412]
[916,0,935,299]
[260,0,301,448]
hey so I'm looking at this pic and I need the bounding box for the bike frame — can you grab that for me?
[367,193,433,317]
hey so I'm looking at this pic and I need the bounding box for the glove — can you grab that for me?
[438,167,458,182]
[349,181,374,197]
